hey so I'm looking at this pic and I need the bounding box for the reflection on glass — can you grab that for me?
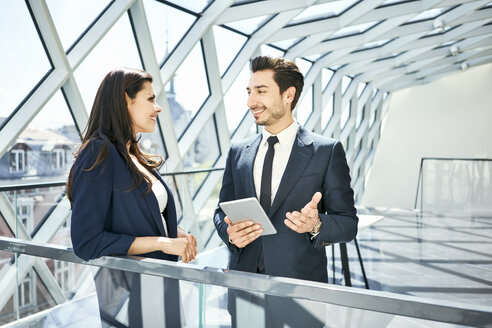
[213,26,247,76]
[0,1,51,124]
[296,86,313,126]
[225,15,271,35]
[224,63,250,133]
[46,0,111,51]
[183,117,220,197]
[165,41,209,130]
[143,0,196,64]
[1,254,99,326]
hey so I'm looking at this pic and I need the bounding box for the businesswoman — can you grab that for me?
[67,67,195,327]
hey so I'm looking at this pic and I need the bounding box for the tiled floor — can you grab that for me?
[336,208,492,307]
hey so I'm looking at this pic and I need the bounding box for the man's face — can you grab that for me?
[247,69,293,129]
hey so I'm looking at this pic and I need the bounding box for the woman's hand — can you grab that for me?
[160,229,197,263]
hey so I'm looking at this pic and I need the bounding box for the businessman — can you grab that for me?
[213,56,358,327]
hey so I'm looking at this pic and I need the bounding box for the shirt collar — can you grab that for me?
[261,119,299,148]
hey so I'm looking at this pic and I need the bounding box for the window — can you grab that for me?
[10,149,26,173]
[52,148,66,169]
[17,199,34,233]
[18,270,36,308]
[54,260,73,293]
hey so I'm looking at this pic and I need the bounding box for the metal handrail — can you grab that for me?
[1,236,491,327]
[0,167,225,192]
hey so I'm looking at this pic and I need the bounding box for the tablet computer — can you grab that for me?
[219,197,277,235]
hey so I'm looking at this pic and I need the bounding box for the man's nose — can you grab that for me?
[247,94,256,109]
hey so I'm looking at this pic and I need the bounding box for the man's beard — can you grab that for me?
[255,106,284,126]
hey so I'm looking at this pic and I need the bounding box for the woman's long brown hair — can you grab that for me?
[66,68,163,206]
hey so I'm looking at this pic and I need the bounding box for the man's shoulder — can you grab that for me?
[298,127,338,148]
[230,134,261,150]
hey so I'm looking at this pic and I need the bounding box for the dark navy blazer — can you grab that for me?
[213,126,358,283]
[70,139,178,262]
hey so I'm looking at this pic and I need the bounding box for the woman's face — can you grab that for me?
[127,81,162,134]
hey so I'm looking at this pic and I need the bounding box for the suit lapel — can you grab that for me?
[240,135,262,198]
[269,127,314,218]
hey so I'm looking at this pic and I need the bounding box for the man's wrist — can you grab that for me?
[310,217,322,240]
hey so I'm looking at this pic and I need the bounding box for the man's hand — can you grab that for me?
[284,192,322,233]
[225,217,263,248]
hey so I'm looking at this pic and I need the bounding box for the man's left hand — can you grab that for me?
[284,192,322,233]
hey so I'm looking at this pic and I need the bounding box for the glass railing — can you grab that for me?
[0,236,491,327]
[414,158,492,216]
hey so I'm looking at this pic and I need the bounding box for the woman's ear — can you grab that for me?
[125,92,132,106]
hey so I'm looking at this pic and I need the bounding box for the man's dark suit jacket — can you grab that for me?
[213,126,358,283]
[70,138,178,262]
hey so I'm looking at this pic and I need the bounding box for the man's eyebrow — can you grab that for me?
[253,84,269,89]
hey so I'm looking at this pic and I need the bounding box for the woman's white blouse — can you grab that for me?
[151,180,169,237]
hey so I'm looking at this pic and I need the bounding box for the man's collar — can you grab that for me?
[261,119,299,146]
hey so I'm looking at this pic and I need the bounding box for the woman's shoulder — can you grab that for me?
[76,138,118,169]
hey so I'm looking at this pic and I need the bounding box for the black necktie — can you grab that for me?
[260,136,279,213]
[258,136,278,273]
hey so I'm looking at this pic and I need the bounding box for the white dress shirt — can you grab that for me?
[152,180,169,237]
[253,119,299,206]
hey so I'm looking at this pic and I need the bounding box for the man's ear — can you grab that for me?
[284,86,296,104]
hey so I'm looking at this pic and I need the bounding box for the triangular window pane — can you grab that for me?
[295,58,312,76]
[46,0,112,51]
[225,15,271,35]
[165,42,210,137]
[143,0,196,64]
[341,76,352,95]
[261,45,284,57]
[1,91,78,184]
[213,26,247,77]
[164,0,210,14]
[0,91,77,244]
[74,13,142,111]
[296,86,313,126]
[224,63,250,134]
[321,95,333,129]
[270,37,302,51]
[183,116,220,198]
[0,1,51,125]
[340,101,351,129]
[322,68,335,90]
[290,0,358,24]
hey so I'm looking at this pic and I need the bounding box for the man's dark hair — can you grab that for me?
[250,56,304,111]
